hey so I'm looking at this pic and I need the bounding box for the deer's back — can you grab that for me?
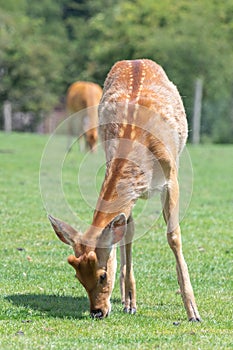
[67,81,102,112]
[99,59,188,158]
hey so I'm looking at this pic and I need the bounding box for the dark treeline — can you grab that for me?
[0,0,233,142]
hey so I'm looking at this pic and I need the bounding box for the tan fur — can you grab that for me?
[50,59,200,321]
[66,81,102,151]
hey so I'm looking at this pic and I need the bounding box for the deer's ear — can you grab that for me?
[98,213,127,248]
[110,213,127,244]
[48,215,81,246]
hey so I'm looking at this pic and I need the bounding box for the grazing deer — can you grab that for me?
[49,59,201,321]
[66,81,102,151]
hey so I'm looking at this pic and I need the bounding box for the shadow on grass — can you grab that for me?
[5,294,89,319]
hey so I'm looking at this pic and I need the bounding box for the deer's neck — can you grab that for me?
[92,155,150,228]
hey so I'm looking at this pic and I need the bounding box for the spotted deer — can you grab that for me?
[66,81,102,151]
[49,59,201,321]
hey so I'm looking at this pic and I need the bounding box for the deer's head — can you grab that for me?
[49,213,126,319]
[85,127,98,152]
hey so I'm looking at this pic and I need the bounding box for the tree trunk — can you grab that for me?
[192,78,203,144]
[3,101,12,132]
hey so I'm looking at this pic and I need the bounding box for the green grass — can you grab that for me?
[0,132,233,349]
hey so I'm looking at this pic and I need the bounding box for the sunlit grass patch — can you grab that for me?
[0,132,232,349]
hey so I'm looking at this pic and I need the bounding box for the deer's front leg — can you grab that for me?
[120,215,136,314]
[120,244,126,305]
[162,170,201,321]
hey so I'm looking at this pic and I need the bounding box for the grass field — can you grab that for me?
[0,132,233,349]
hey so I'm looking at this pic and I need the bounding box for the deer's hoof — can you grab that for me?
[130,307,136,315]
[123,307,136,315]
[189,317,201,322]
[123,307,129,313]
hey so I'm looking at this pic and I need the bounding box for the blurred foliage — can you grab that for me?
[0,2,67,130]
[0,0,232,140]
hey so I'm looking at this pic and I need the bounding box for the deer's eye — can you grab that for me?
[99,272,107,283]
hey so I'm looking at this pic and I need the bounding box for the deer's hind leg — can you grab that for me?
[161,164,201,321]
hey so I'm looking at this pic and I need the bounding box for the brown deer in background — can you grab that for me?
[66,81,102,151]
[49,59,201,321]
